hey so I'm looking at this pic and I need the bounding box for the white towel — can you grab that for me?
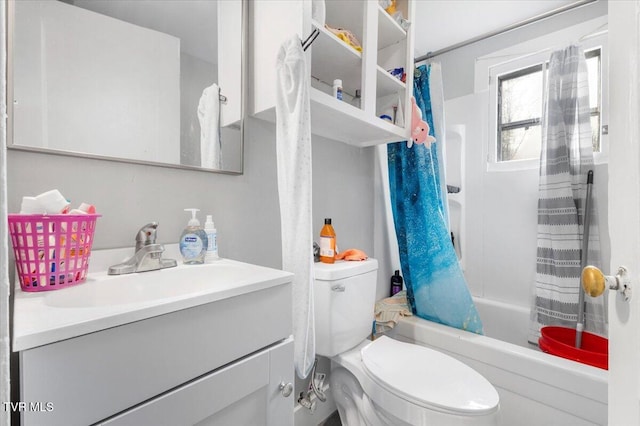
[374,291,412,334]
[275,35,315,379]
[198,83,223,169]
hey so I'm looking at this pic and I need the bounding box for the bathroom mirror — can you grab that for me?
[8,0,245,174]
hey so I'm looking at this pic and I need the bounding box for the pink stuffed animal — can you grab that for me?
[410,96,436,147]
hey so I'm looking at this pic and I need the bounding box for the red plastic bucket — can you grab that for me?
[539,326,608,370]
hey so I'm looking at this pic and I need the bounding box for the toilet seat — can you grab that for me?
[360,336,499,416]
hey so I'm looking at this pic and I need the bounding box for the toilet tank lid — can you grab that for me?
[314,258,378,281]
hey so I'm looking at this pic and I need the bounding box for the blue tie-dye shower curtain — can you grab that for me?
[387,64,483,334]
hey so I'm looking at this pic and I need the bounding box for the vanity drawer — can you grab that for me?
[102,347,270,426]
[101,338,293,426]
[19,283,292,426]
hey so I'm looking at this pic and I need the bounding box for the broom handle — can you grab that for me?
[576,170,594,348]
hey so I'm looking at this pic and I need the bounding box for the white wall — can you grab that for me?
[7,118,374,267]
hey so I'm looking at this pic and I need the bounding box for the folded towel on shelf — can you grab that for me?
[325,24,362,52]
[375,290,412,335]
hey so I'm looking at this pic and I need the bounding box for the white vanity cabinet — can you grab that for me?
[250,0,415,147]
[14,261,294,426]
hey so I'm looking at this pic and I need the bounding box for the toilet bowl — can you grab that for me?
[314,259,500,425]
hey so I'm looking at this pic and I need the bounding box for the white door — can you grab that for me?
[608,1,640,424]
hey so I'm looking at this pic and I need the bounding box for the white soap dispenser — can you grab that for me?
[179,208,208,265]
[204,215,219,262]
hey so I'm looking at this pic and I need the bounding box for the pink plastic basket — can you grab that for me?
[8,214,100,292]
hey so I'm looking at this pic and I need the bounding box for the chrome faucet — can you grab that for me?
[108,222,178,275]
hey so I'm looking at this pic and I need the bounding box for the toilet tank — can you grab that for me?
[314,259,378,357]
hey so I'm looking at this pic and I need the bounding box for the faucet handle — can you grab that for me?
[136,222,158,252]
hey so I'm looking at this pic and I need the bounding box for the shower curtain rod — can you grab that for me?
[414,0,598,63]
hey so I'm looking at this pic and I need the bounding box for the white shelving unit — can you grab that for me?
[377,64,406,98]
[310,19,362,96]
[250,0,414,147]
[377,4,407,50]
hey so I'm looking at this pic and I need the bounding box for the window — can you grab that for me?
[585,49,602,153]
[496,48,602,163]
[497,64,544,161]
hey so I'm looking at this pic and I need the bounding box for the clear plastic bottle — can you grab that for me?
[204,215,219,263]
[319,218,336,264]
[179,209,208,265]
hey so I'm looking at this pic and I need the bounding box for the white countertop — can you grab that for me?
[12,246,292,351]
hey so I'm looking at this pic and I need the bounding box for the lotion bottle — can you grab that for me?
[204,215,219,262]
[180,208,207,265]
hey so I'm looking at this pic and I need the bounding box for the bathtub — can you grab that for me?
[385,296,608,426]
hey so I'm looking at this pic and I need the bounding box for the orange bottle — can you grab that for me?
[319,218,336,264]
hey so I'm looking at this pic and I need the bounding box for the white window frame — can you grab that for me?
[486,33,608,172]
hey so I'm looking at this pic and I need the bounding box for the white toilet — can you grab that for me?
[314,259,500,426]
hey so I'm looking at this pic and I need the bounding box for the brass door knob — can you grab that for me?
[582,265,606,297]
[581,265,632,301]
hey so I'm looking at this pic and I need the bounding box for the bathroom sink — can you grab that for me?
[44,261,256,308]
[13,248,293,352]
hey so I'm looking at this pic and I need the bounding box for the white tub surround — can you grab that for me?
[387,314,607,426]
